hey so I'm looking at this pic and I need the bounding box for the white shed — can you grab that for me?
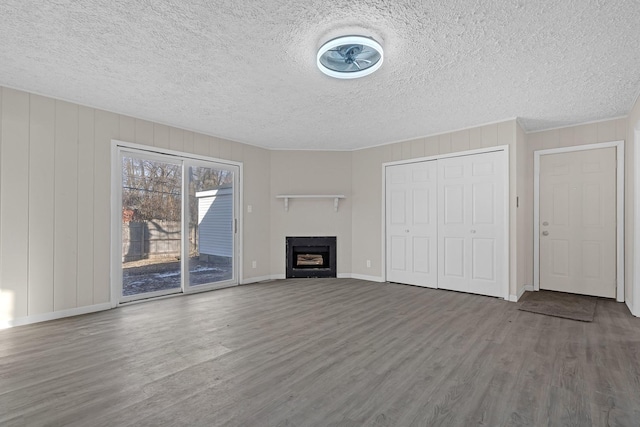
[195,187,233,260]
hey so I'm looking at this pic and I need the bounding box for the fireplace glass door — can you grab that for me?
[286,236,336,278]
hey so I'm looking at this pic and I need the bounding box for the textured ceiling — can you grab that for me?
[1,1,640,150]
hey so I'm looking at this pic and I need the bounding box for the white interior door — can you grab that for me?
[385,161,438,287]
[539,147,616,298]
[437,151,506,298]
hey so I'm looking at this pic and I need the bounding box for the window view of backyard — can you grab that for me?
[121,155,234,298]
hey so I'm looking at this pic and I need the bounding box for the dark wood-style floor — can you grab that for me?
[1,279,639,426]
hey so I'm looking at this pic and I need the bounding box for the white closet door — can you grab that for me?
[386,161,438,287]
[437,151,505,297]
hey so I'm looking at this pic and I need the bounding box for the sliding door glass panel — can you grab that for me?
[121,155,182,298]
[188,164,234,287]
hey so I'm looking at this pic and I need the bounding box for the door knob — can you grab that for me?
[542,231,549,236]
[542,221,549,226]
[405,229,410,233]
[470,230,476,234]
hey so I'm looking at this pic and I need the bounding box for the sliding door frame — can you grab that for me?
[110,140,243,307]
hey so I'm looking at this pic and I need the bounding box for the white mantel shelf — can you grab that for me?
[276,195,346,212]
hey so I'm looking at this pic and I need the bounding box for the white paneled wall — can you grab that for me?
[54,101,79,311]
[77,106,95,307]
[0,87,272,325]
[1,88,30,320]
[94,110,118,305]
[28,96,55,315]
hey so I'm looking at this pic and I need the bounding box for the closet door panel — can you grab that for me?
[386,161,437,287]
[438,151,505,297]
[438,156,470,292]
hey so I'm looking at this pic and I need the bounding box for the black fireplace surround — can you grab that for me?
[286,236,337,278]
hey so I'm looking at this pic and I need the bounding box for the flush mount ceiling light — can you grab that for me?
[317,35,383,79]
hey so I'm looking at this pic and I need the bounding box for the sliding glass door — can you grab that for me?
[117,146,239,303]
[121,153,183,300]
[186,163,235,290]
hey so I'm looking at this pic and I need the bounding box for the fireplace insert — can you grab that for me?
[286,236,336,278]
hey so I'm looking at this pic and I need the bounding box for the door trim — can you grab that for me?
[109,139,243,308]
[633,125,640,316]
[533,140,624,302]
[382,145,510,300]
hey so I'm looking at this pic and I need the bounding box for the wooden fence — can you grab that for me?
[122,220,196,262]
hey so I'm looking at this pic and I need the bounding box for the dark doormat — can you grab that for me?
[518,290,597,322]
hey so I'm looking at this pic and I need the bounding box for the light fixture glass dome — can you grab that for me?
[317,36,383,79]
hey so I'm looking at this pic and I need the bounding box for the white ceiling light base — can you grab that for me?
[317,36,383,79]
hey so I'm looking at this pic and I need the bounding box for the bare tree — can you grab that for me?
[122,157,182,221]
[122,157,234,223]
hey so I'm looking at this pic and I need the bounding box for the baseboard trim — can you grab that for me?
[243,274,386,283]
[509,286,529,302]
[525,285,534,291]
[1,303,112,329]
[349,274,385,282]
[240,275,274,285]
[626,299,639,317]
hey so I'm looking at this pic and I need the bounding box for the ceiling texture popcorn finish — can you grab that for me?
[1,1,639,150]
